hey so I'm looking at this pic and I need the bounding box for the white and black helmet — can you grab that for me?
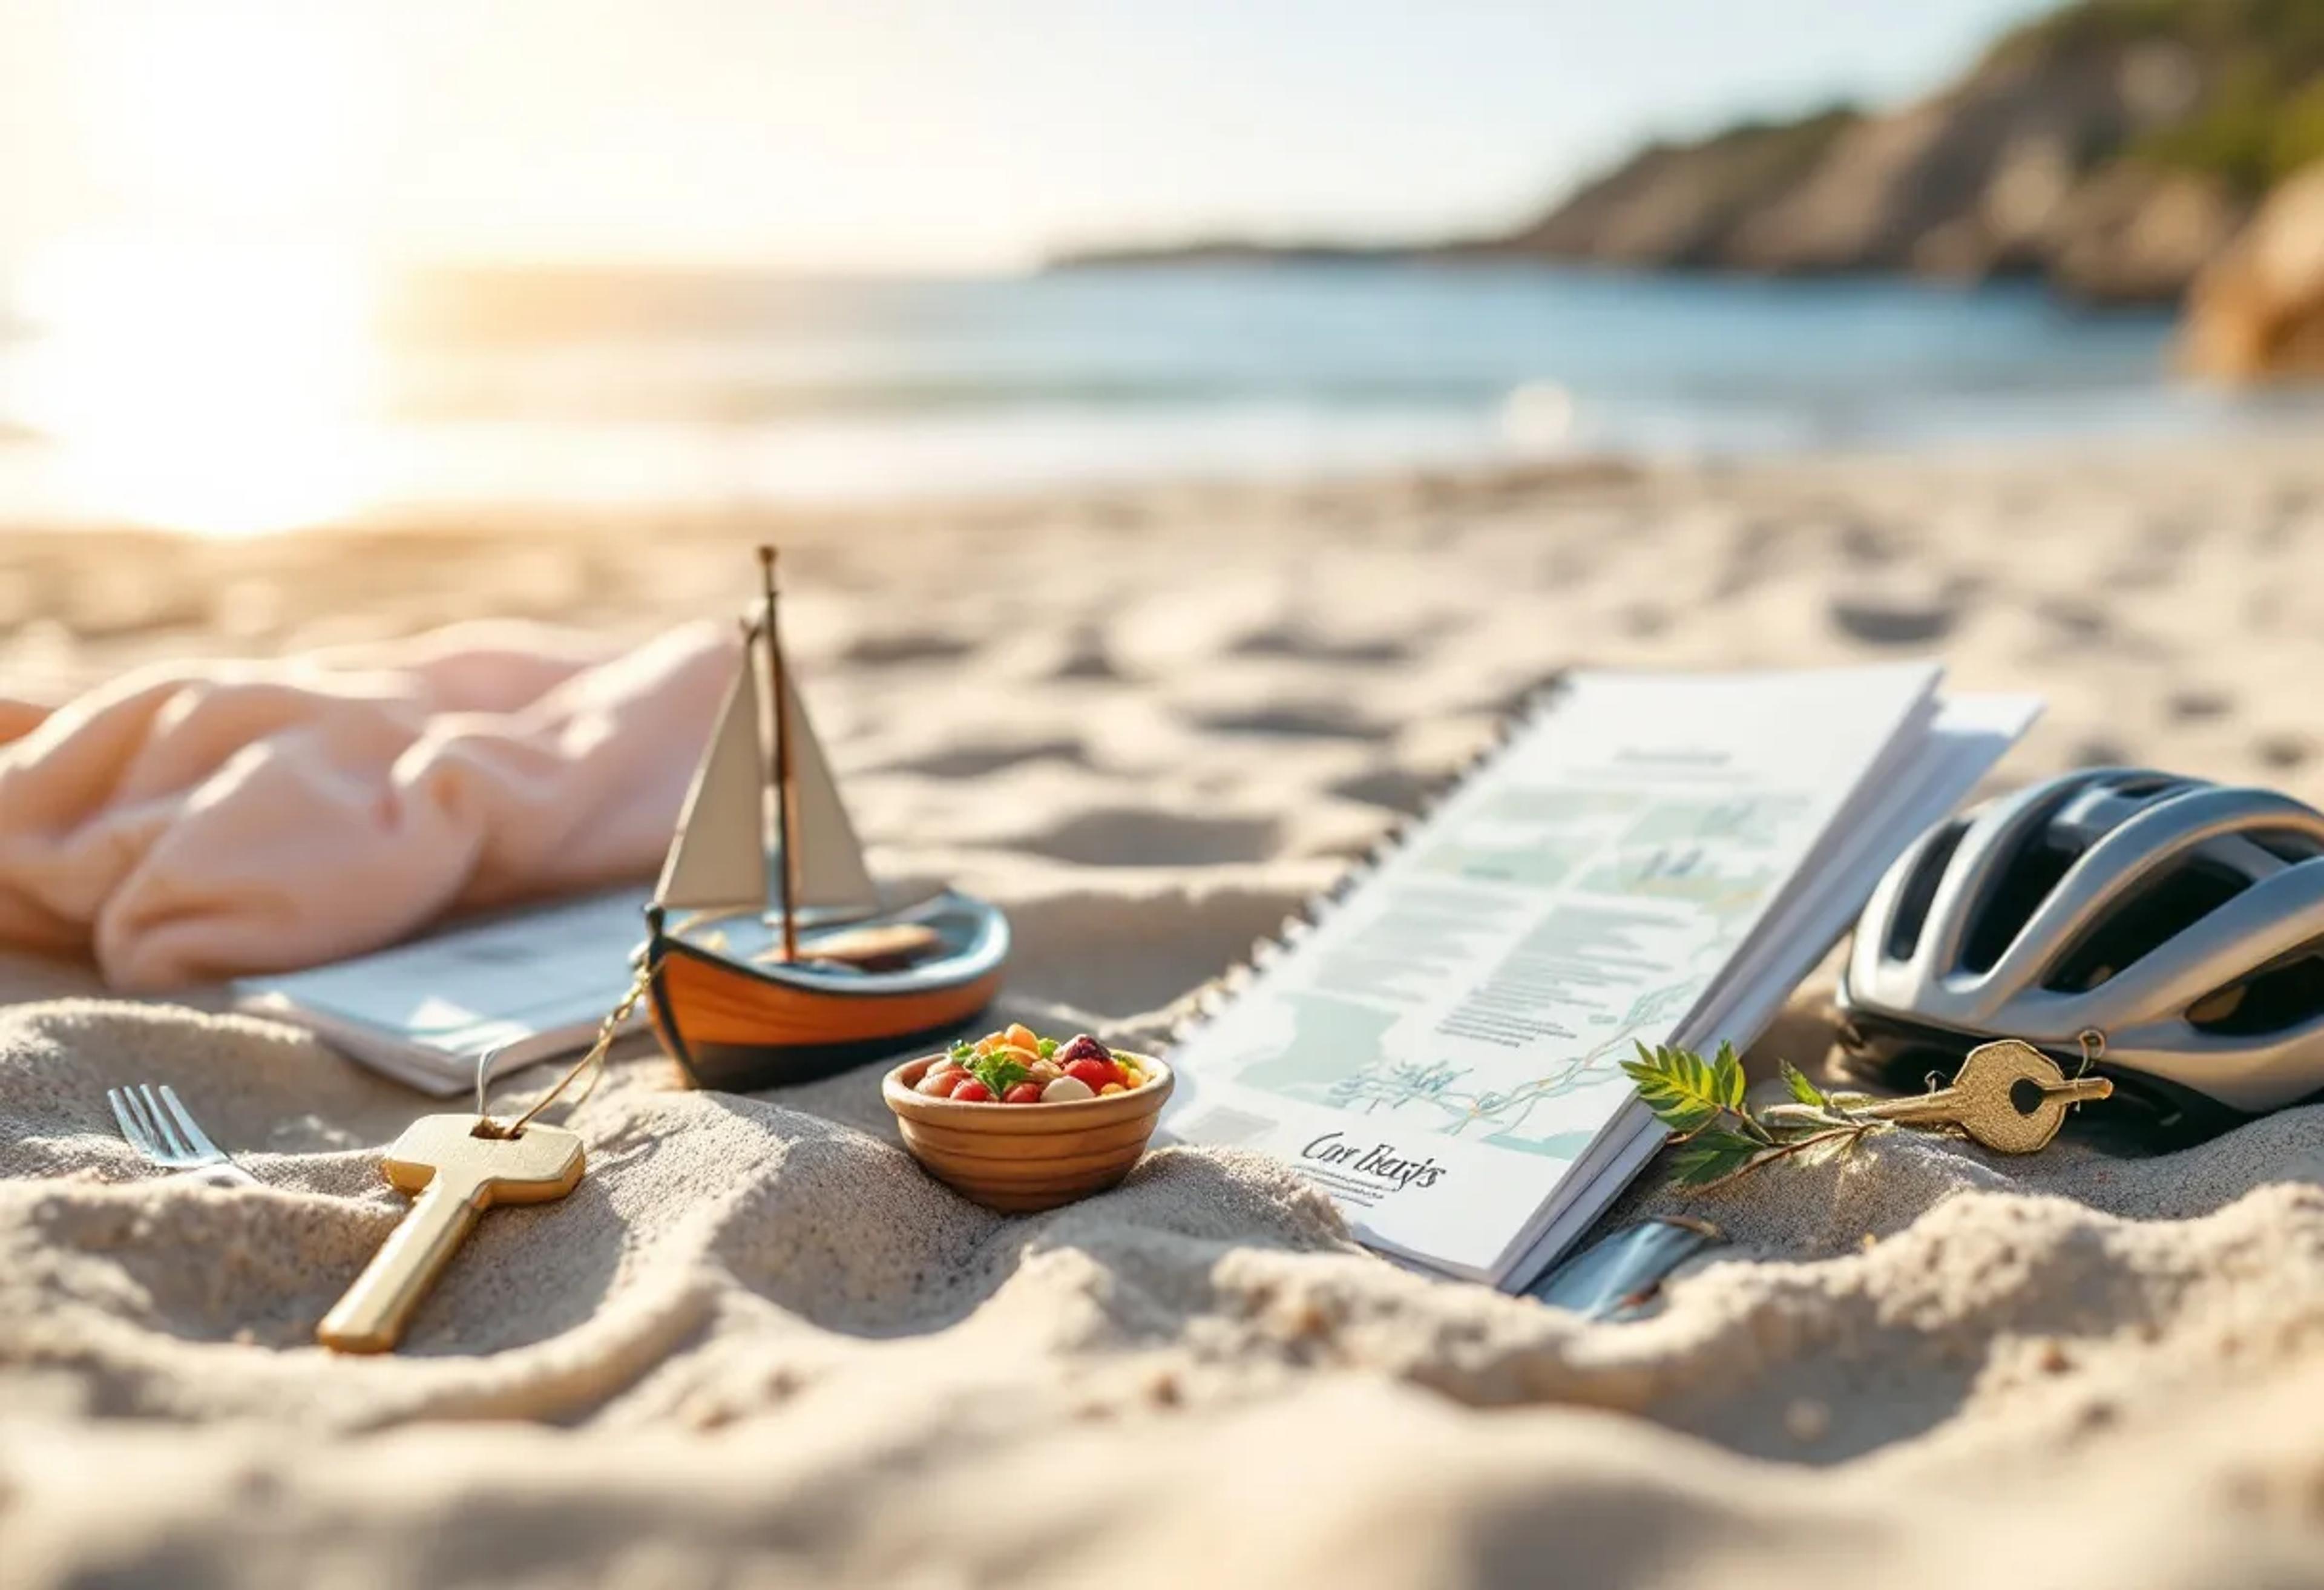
[1838,769,2324,1127]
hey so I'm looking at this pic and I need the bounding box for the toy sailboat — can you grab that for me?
[643,548,1009,1092]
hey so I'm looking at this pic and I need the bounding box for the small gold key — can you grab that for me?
[317,1114,584,1354]
[1844,1039,2112,1153]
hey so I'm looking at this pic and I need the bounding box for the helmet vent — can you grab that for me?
[2043,858,2251,993]
[1885,820,1968,962]
[2251,831,2324,865]
[2189,950,2324,1036]
[1961,839,2079,974]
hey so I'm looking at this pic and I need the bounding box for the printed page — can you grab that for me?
[235,886,652,1074]
[1498,691,2040,1292]
[1163,665,1940,1280]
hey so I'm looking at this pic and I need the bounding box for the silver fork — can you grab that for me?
[107,1084,260,1186]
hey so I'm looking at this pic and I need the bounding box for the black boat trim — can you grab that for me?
[675,1027,989,1093]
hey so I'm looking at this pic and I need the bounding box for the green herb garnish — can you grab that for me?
[965,1054,1032,1098]
[1620,1041,1891,1189]
[1037,1037,1059,1059]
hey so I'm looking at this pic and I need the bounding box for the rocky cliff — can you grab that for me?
[1465,0,2323,303]
[1051,2,2324,374]
[1057,2,2320,317]
[2184,159,2324,377]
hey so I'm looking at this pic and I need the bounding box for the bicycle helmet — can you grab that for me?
[1837,768,2324,1129]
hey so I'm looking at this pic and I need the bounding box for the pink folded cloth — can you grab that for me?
[0,622,735,991]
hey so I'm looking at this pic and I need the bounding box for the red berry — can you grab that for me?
[1002,1082,1043,1105]
[950,1079,993,1103]
[1055,1034,1113,1068]
[1063,1058,1119,1091]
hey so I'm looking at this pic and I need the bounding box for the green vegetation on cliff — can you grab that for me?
[1995,0,2324,194]
[1482,0,2324,297]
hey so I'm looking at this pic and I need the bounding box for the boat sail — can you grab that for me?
[642,548,1011,1094]
[655,617,880,925]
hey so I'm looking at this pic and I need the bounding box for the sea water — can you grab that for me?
[0,260,2306,533]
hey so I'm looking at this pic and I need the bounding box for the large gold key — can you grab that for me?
[1836,1039,2112,1153]
[317,1114,584,1354]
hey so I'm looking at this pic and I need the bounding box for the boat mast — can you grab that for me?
[760,545,801,964]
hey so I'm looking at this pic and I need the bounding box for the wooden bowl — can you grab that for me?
[882,1051,1173,1212]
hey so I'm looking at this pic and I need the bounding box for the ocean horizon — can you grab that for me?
[0,258,2313,535]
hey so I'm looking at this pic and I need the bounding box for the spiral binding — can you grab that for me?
[1163,671,1574,1055]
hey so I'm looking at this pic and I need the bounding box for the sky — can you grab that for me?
[0,0,2064,276]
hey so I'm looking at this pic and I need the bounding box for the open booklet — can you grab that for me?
[232,885,654,1095]
[1161,663,2040,1294]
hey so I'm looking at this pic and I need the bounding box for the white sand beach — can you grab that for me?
[9,431,2324,1586]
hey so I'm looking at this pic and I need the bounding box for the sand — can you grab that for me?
[8,432,2324,1586]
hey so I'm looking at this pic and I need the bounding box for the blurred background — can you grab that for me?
[0,0,2320,539]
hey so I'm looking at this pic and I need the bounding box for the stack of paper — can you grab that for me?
[234,886,654,1095]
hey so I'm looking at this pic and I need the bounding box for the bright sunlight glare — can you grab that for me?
[0,3,392,534]
[11,239,384,536]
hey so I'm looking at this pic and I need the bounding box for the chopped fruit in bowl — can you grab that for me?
[910,1026,1159,1106]
[882,1027,1174,1212]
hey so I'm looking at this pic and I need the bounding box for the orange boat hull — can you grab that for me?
[646,936,1002,1092]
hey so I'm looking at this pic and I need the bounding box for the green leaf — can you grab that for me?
[967,1054,1032,1097]
[1666,1128,1766,1187]
[1621,1042,1728,1134]
[1781,1060,1828,1109]
[1037,1037,1059,1059]
[1710,1040,1747,1110]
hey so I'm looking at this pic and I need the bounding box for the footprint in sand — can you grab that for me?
[1827,587,1961,646]
[841,631,978,668]
[1330,765,1443,815]
[2035,596,2111,643]
[2166,688,2233,723]
[888,738,1089,780]
[1046,628,1123,681]
[1015,809,1281,866]
[1837,519,1900,567]
[1229,623,1413,667]
[1189,702,1393,742]
[2256,734,2311,771]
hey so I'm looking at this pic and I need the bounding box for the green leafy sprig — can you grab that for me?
[1619,1041,1894,1189]
[971,1056,1032,1097]
[948,1039,1036,1099]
